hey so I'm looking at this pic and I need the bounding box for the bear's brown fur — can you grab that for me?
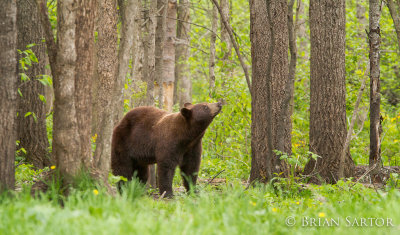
[111,102,222,197]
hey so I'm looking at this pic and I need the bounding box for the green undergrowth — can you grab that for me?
[1,173,400,235]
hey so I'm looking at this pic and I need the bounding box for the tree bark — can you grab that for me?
[220,0,231,60]
[209,3,218,98]
[296,0,308,60]
[114,0,139,124]
[75,0,96,168]
[53,0,81,182]
[249,0,291,182]
[304,0,354,183]
[35,0,57,79]
[175,0,191,106]
[155,0,167,108]
[369,0,382,175]
[277,0,296,152]
[162,0,177,112]
[16,0,50,168]
[356,1,367,28]
[386,0,400,51]
[37,0,97,185]
[141,0,158,187]
[92,0,118,179]
[142,0,157,106]
[128,0,144,107]
[0,0,17,192]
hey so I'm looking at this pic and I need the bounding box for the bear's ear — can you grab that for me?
[180,107,192,119]
[183,102,193,108]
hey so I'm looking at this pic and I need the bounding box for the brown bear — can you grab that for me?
[111,102,222,197]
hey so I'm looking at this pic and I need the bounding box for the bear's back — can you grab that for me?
[124,106,169,128]
[112,107,171,163]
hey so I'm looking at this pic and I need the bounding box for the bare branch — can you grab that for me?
[338,64,369,179]
[210,0,252,96]
[154,15,221,41]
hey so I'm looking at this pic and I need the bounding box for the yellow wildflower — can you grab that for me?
[272,208,277,212]
[318,212,326,218]
[93,189,99,195]
[92,134,98,143]
[296,201,300,205]
[50,165,56,170]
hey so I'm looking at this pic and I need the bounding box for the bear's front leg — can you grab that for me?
[180,142,202,192]
[157,161,176,198]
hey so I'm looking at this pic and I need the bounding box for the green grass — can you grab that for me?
[1,176,399,235]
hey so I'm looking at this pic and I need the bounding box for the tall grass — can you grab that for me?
[1,177,399,235]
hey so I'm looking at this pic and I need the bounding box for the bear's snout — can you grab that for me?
[209,102,222,116]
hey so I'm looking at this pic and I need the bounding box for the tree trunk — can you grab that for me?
[128,0,144,107]
[249,0,291,183]
[35,0,57,79]
[141,0,158,187]
[209,3,218,98]
[155,0,167,108]
[37,0,96,185]
[304,0,354,183]
[0,0,17,192]
[296,0,308,60]
[75,0,96,168]
[162,0,177,111]
[386,0,400,51]
[219,0,231,89]
[114,0,139,125]
[53,0,81,183]
[92,0,118,179]
[356,1,367,28]
[220,0,231,60]
[278,0,296,152]
[369,0,382,175]
[141,0,157,188]
[16,0,50,168]
[175,0,191,106]
[142,0,157,106]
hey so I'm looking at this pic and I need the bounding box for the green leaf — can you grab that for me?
[39,94,47,104]
[20,147,27,154]
[24,57,32,67]
[20,73,30,82]
[30,53,38,63]
[32,113,37,122]
[37,75,52,86]
[24,112,37,122]
[18,88,23,97]
[26,43,36,48]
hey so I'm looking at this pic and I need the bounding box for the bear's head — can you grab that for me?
[180,102,222,129]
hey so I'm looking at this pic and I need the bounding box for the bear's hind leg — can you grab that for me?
[134,164,149,185]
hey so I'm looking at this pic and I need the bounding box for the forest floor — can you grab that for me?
[3,165,400,235]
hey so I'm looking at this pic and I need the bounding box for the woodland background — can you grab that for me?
[0,0,400,234]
